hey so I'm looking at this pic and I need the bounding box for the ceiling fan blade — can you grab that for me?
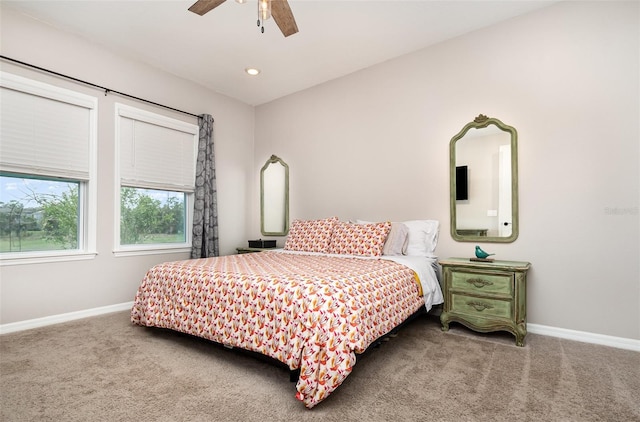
[271,0,299,37]
[188,0,227,16]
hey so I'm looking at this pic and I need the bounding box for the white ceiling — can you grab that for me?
[3,0,556,106]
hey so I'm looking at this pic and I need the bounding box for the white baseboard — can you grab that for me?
[2,304,639,352]
[0,302,133,335]
[527,323,640,352]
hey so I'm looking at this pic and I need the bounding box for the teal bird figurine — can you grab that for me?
[475,245,495,259]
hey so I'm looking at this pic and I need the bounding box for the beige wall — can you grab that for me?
[0,7,255,324]
[1,2,638,342]
[254,2,640,340]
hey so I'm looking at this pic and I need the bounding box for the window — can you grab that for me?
[115,104,198,254]
[0,175,81,253]
[120,187,186,245]
[0,72,97,264]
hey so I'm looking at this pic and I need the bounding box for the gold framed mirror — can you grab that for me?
[260,155,289,236]
[450,115,519,243]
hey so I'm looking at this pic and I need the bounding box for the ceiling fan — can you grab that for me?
[188,0,299,37]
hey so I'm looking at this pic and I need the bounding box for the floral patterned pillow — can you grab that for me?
[284,217,338,253]
[356,220,409,256]
[328,221,391,257]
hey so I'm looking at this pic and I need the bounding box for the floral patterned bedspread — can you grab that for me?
[130,251,425,408]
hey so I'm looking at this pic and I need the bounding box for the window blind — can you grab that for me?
[117,104,198,192]
[0,73,96,180]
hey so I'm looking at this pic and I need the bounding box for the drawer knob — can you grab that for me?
[467,278,494,288]
[467,301,494,312]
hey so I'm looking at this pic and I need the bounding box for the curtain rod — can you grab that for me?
[0,55,201,119]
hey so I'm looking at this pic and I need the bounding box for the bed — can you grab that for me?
[131,218,443,408]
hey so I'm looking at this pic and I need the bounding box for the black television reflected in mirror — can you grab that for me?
[456,165,468,200]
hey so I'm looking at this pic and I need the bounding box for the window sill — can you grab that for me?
[0,251,98,266]
[113,246,191,258]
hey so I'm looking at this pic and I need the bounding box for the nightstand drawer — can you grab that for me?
[451,293,512,319]
[451,271,513,296]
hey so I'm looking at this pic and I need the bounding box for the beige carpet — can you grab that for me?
[1,311,638,422]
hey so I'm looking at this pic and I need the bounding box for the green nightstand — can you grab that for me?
[236,247,274,254]
[439,258,531,346]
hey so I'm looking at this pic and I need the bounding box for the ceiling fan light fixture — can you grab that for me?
[258,0,271,21]
[188,0,298,38]
[245,68,261,76]
[235,0,246,3]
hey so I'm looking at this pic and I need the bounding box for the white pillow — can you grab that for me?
[402,220,440,257]
[382,222,409,255]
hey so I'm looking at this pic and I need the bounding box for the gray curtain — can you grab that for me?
[191,114,219,258]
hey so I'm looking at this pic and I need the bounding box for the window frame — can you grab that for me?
[113,103,198,256]
[0,72,97,266]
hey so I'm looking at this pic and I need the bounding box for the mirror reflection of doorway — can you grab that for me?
[498,144,512,238]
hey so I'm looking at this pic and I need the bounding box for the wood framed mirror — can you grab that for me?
[260,155,289,236]
[450,115,519,243]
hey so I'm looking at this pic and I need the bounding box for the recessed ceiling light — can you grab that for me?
[245,68,260,76]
